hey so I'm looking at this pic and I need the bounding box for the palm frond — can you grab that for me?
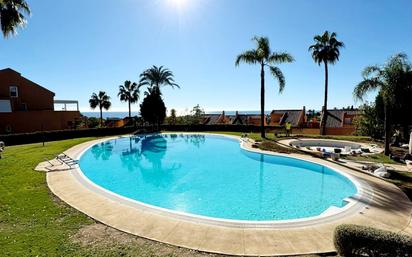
[309,30,344,65]
[139,65,179,90]
[268,52,294,64]
[252,36,270,59]
[362,65,381,78]
[269,66,286,93]
[235,50,259,66]
[89,91,111,110]
[353,79,381,101]
[0,0,31,38]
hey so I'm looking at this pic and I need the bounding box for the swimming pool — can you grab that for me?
[79,134,358,221]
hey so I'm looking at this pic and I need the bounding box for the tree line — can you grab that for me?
[88,65,179,129]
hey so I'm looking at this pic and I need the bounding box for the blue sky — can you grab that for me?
[1,0,411,114]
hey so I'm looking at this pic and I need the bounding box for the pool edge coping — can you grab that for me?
[70,132,372,229]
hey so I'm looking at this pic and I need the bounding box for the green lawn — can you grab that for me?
[0,136,334,257]
[344,153,400,165]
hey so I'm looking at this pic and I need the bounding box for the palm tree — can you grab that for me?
[354,53,412,155]
[309,31,344,135]
[235,36,294,138]
[89,91,112,126]
[139,65,179,91]
[118,80,140,118]
[0,0,30,38]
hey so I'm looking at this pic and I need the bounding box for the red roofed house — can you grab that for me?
[0,68,81,134]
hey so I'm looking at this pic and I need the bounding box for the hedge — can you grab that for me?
[0,124,287,146]
[334,224,412,257]
[0,126,137,146]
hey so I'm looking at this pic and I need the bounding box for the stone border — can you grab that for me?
[43,133,412,256]
[278,138,384,155]
[71,133,369,228]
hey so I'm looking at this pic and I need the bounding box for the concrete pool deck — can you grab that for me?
[38,135,412,256]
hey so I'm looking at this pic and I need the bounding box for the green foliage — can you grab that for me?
[0,0,30,38]
[89,91,112,126]
[354,98,384,139]
[354,53,412,107]
[308,31,344,66]
[235,36,294,93]
[86,117,101,128]
[118,80,141,117]
[89,91,111,111]
[354,53,412,154]
[187,104,205,125]
[0,127,137,146]
[140,87,166,127]
[309,31,344,135]
[167,108,177,125]
[139,65,179,90]
[334,224,412,257]
[235,36,294,137]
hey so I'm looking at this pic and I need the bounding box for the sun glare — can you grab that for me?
[168,0,187,8]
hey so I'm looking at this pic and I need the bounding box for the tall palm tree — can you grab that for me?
[354,53,412,155]
[139,65,179,91]
[0,0,30,38]
[89,91,112,126]
[118,80,140,118]
[235,36,294,138]
[309,31,344,135]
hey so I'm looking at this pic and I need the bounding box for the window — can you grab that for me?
[0,100,12,112]
[20,103,27,111]
[9,86,18,97]
[344,117,352,125]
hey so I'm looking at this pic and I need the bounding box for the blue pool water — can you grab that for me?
[79,134,357,221]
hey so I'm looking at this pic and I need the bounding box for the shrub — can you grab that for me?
[0,127,137,146]
[334,224,412,257]
[86,117,101,128]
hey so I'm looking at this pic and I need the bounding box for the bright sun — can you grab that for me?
[168,0,187,8]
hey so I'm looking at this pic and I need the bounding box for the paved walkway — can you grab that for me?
[38,135,412,256]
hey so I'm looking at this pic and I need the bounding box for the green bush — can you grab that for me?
[334,224,412,257]
[0,126,137,146]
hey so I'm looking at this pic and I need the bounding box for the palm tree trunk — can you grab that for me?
[320,61,328,135]
[128,101,131,119]
[99,107,103,127]
[384,104,391,155]
[260,63,265,138]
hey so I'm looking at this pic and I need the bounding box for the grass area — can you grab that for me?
[343,153,400,165]
[291,134,377,144]
[0,136,333,257]
[387,170,412,200]
[0,138,96,256]
[197,131,376,143]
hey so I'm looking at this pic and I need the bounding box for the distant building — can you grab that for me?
[0,68,81,134]
[202,111,268,126]
[269,107,306,127]
[322,109,360,135]
[201,107,360,136]
[105,117,132,128]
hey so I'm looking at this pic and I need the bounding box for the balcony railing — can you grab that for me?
[54,100,79,111]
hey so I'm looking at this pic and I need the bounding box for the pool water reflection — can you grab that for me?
[79,134,357,221]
